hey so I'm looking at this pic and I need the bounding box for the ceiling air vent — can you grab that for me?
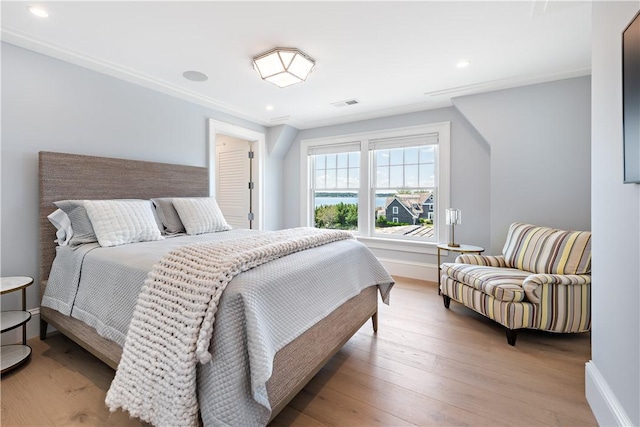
[331,99,360,108]
[270,116,290,124]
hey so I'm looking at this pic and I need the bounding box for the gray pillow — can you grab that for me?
[53,200,98,247]
[151,198,186,234]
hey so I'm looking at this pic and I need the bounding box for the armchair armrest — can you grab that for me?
[455,254,507,267]
[523,274,591,304]
[522,273,591,333]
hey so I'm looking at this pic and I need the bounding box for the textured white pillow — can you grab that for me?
[84,200,163,247]
[172,197,231,235]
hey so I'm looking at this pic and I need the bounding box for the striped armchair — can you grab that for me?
[440,223,591,345]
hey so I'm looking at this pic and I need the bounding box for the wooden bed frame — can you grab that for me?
[38,151,378,422]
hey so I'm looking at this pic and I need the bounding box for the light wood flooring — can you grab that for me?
[1,277,596,426]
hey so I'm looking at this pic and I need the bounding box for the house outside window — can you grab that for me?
[300,122,450,245]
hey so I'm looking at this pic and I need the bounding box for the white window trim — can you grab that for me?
[299,122,450,251]
[392,206,399,214]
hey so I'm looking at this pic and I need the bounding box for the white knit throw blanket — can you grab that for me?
[105,227,353,427]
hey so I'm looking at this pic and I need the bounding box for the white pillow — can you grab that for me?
[47,208,73,246]
[172,197,231,235]
[84,200,163,247]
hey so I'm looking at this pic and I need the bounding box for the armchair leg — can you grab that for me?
[505,328,518,346]
[443,295,451,309]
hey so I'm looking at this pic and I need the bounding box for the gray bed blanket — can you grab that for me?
[42,229,394,426]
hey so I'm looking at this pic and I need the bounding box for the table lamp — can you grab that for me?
[446,208,461,247]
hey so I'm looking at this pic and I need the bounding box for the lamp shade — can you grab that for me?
[446,208,461,247]
[445,208,461,225]
[253,48,315,88]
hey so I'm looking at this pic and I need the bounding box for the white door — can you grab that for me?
[215,135,253,229]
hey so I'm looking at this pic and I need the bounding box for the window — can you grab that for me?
[300,122,450,245]
[308,143,360,230]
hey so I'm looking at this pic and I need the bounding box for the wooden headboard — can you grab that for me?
[38,151,209,288]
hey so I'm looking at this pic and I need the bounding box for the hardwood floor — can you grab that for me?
[0,277,596,426]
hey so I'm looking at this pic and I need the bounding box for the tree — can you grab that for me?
[314,203,358,230]
[345,203,358,227]
[315,205,336,228]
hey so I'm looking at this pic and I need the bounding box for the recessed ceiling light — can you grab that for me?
[28,6,49,18]
[182,70,208,82]
[266,105,274,111]
[456,60,471,68]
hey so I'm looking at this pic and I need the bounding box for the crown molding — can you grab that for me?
[426,67,591,99]
[1,27,272,127]
[296,99,452,130]
[1,28,593,131]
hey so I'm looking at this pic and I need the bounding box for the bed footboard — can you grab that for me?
[40,284,378,412]
[267,285,378,419]
[40,305,122,370]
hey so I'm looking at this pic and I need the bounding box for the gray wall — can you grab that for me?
[453,76,592,253]
[0,43,266,328]
[265,125,299,231]
[283,77,591,267]
[282,107,492,268]
[589,2,640,425]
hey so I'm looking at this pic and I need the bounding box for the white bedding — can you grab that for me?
[42,229,394,426]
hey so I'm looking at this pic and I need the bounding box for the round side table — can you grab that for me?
[1,276,33,373]
[436,244,484,294]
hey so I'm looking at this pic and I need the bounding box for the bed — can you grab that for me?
[38,151,393,426]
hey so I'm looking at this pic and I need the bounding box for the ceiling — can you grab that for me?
[1,1,592,130]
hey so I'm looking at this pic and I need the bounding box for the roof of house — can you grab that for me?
[385,192,433,218]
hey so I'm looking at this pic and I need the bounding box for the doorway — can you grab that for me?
[215,135,253,229]
[208,119,265,230]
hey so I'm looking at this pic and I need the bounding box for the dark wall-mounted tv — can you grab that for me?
[623,10,640,183]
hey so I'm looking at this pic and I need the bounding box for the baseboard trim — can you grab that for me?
[585,360,634,426]
[377,257,437,282]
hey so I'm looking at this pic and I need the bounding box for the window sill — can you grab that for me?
[356,236,438,255]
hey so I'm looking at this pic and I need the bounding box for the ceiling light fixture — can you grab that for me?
[28,6,49,18]
[252,47,315,88]
[456,60,471,68]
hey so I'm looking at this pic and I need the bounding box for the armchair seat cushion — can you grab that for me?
[442,263,530,302]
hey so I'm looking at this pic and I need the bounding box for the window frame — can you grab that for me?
[300,122,450,250]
